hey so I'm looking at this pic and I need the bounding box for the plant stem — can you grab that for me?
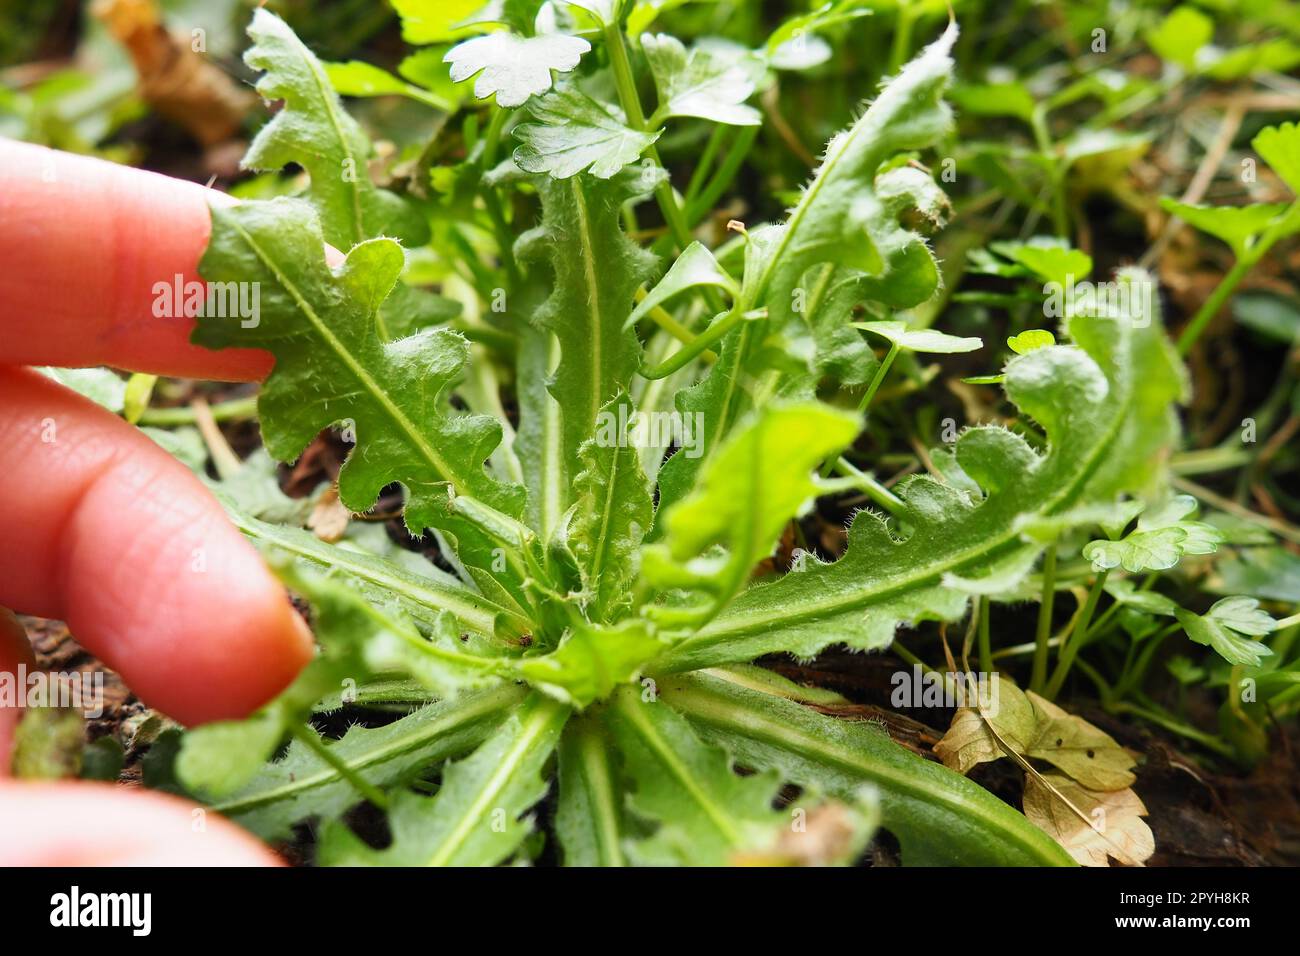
[888,1,919,72]
[1029,545,1057,693]
[1110,701,1235,758]
[1177,202,1299,355]
[1113,622,1179,701]
[480,106,522,288]
[1176,255,1253,355]
[633,288,715,358]
[831,458,906,514]
[685,124,727,205]
[978,597,993,675]
[683,124,758,226]
[638,306,756,379]
[819,340,900,478]
[1029,104,1068,238]
[604,22,694,253]
[1044,568,1109,699]
[289,723,390,809]
[138,395,258,426]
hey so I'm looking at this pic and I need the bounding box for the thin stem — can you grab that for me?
[1044,568,1110,699]
[683,124,758,226]
[1178,200,1300,355]
[818,340,901,478]
[633,288,716,359]
[289,723,390,809]
[191,397,242,480]
[1113,622,1179,700]
[978,597,993,675]
[888,2,919,72]
[638,307,752,379]
[1110,701,1235,758]
[1176,254,1254,355]
[685,124,726,205]
[891,642,939,677]
[138,395,257,426]
[1029,104,1068,238]
[831,458,906,514]
[604,22,693,253]
[1029,545,1058,693]
[478,106,523,289]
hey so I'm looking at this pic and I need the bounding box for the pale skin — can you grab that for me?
[0,139,321,865]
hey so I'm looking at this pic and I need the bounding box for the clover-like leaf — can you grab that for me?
[1007,329,1056,354]
[514,87,662,178]
[444,32,590,107]
[643,33,760,126]
[854,320,982,354]
[1176,597,1277,667]
[1083,494,1222,573]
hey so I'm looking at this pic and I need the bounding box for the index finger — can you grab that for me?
[0,138,272,381]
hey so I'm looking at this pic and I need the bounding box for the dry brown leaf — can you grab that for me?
[1025,691,1137,790]
[1023,771,1154,867]
[93,0,254,146]
[307,487,351,542]
[933,674,1036,774]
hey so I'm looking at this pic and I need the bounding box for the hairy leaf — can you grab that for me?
[660,672,1074,866]
[518,167,659,491]
[569,396,655,619]
[213,686,524,840]
[320,693,569,865]
[555,715,627,865]
[243,10,427,249]
[658,271,1184,671]
[195,199,525,585]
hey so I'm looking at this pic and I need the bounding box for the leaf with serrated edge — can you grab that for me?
[213,687,524,840]
[660,672,1073,865]
[242,10,427,249]
[655,26,959,519]
[642,33,760,126]
[569,396,654,620]
[444,32,590,108]
[657,269,1184,672]
[320,693,569,866]
[514,87,661,179]
[517,168,658,495]
[195,199,525,589]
